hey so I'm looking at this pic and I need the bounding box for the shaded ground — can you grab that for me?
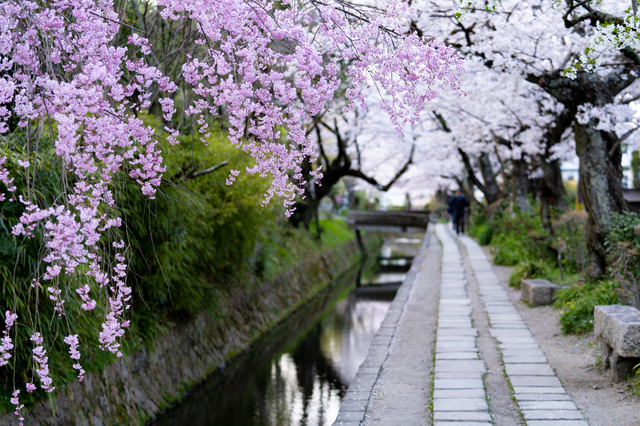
[483,246,640,426]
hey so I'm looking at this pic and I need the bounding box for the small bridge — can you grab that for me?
[346,210,431,233]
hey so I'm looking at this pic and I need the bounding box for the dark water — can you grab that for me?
[153,269,398,426]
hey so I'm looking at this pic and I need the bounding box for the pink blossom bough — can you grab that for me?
[0,0,463,421]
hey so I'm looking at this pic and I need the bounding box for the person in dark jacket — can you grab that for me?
[448,190,470,235]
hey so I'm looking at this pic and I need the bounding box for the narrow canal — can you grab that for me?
[153,235,421,426]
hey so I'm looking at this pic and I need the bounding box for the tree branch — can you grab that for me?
[187,160,229,179]
[608,126,639,157]
[344,143,415,191]
[458,148,488,195]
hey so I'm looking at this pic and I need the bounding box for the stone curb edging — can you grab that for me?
[332,229,433,426]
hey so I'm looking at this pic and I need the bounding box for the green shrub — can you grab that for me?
[605,212,640,308]
[468,210,492,245]
[487,208,555,266]
[553,211,588,274]
[476,224,493,245]
[490,234,527,266]
[509,259,551,289]
[554,280,620,334]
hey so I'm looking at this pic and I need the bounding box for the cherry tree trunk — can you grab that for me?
[574,118,628,278]
[540,158,569,211]
[511,157,532,213]
[538,158,569,233]
[528,69,636,279]
[478,152,502,204]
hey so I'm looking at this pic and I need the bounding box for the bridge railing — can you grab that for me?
[346,210,431,233]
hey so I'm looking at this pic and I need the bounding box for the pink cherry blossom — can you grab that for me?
[0,0,462,391]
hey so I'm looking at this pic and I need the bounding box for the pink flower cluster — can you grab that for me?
[98,250,132,357]
[0,0,165,407]
[10,389,24,426]
[63,334,85,381]
[160,0,463,214]
[30,333,54,393]
[0,311,17,366]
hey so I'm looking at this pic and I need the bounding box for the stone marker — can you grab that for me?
[594,305,640,382]
[521,279,558,306]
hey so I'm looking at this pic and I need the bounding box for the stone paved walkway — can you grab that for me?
[334,224,590,426]
[459,233,588,426]
[433,224,491,425]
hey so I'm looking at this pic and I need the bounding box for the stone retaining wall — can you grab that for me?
[3,234,381,426]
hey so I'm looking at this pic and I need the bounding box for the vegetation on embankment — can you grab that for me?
[0,119,366,415]
[0,230,379,426]
[467,202,636,335]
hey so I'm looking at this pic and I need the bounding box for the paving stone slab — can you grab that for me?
[505,363,555,376]
[434,422,492,426]
[439,321,473,328]
[499,344,540,351]
[434,398,489,411]
[438,335,477,341]
[491,324,529,329]
[510,376,562,387]
[433,411,492,421]
[435,360,486,373]
[437,328,478,336]
[437,346,478,353]
[440,292,468,297]
[501,349,546,358]
[439,312,472,317]
[439,312,473,317]
[440,298,472,305]
[436,352,480,360]
[489,313,522,322]
[489,317,524,325]
[519,400,578,410]
[503,356,548,364]
[527,422,589,426]
[434,378,484,389]
[435,372,484,379]
[515,393,571,401]
[513,386,566,394]
[490,321,527,326]
[437,340,477,348]
[434,389,486,398]
[496,337,538,345]
[522,410,584,420]
[490,329,533,338]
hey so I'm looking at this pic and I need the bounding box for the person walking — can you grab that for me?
[448,190,470,235]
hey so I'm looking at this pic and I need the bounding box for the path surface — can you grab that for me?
[333,223,590,426]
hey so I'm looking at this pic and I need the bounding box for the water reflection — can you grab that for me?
[154,273,397,426]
